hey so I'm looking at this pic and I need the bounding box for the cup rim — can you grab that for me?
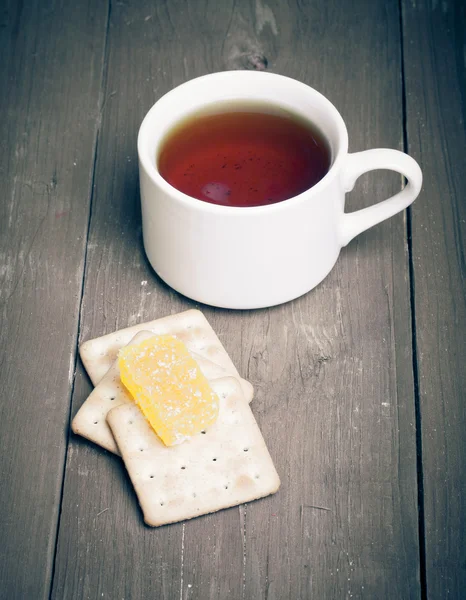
[137,71,349,215]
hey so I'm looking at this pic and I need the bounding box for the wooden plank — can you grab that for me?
[0,0,108,598]
[229,2,420,598]
[50,1,190,597]
[52,0,420,598]
[402,0,466,597]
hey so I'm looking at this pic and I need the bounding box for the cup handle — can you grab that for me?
[339,149,423,246]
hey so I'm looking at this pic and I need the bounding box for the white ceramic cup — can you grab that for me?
[138,71,422,309]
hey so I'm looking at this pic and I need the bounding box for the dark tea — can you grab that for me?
[158,102,331,207]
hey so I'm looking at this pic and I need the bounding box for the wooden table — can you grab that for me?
[1,1,464,598]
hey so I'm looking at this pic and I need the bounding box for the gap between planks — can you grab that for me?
[398,0,427,598]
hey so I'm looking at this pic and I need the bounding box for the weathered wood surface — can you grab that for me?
[0,0,108,598]
[1,0,464,598]
[402,0,466,597]
[51,1,420,599]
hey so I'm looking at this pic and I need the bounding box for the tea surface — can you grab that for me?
[158,103,331,207]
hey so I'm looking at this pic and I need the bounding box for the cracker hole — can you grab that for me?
[243,448,249,452]
[181,466,186,470]
[149,475,154,479]
[109,396,115,401]
[254,474,260,479]
[201,430,206,434]
[129,421,133,425]
[221,392,227,399]
[212,458,217,462]
[93,421,98,425]
[139,448,144,452]
[224,485,229,490]
[160,502,164,506]
[192,492,197,498]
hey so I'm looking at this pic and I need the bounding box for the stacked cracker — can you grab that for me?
[72,309,280,527]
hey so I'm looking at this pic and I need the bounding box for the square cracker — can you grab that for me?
[107,377,280,527]
[80,309,242,386]
[72,331,253,455]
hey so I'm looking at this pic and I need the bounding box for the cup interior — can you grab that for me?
[138,72,348,200]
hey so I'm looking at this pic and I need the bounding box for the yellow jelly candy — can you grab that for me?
[118,335,219,446]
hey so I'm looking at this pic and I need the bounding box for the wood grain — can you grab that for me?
[402,0,466,596]
[0,0,108,598]
[51,1,420,599]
